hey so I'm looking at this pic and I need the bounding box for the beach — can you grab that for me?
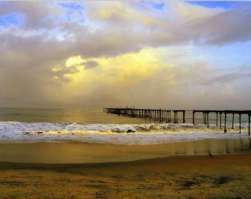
[0,108,251,198]
[0,153,250,199]
[0,138,250,164]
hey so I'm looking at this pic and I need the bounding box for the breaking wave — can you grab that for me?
[0,121,249,144]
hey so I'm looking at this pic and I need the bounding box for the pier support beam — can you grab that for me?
[159,109,162,122]
[174,111,178,123]
[224,112,227,133]
[216,112,218,128]
[192,111,195,125]
[183,111,186,123]
[232,113,234,129]
[207,112,210,128]
[159,110,161,122]
[220,112,222,129]
[168,111,171,123]
[105,108,251,134]
[249,114,251,136]
[203,112,206,125]
[239,113,242,134]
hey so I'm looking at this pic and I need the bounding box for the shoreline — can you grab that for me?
[0,152,250,168]
[0,138,250,164]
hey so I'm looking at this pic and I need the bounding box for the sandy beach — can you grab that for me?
[0,153,250,199]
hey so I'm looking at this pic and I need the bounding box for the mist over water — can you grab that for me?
[0,107,144,123]
[1,107,250,125]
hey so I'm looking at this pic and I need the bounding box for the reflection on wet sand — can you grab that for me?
[0,138,250,164]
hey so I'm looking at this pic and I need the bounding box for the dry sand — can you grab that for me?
[0,153,251,199]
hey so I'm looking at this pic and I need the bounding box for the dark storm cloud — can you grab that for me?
[84,61,99,69]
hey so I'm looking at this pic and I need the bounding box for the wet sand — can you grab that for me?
[0,139,250,198]
[0,138,250,163]
[0,153,251,198]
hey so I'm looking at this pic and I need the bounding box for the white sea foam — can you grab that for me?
[0,121,249,145]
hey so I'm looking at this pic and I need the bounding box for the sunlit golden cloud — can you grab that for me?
[50,48,174,102]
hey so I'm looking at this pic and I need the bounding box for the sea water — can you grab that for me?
[0,107,250,163]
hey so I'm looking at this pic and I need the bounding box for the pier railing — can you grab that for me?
[104,108,251,136]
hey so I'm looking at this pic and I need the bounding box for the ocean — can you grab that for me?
[0,107,250,163]
[0,107,144,123]
[0,107,250,143]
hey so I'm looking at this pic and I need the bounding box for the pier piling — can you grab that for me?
[193,111,195,125]
[104,108,251,135]
[249,114,251,136]
[216,112,218,127]
[239,113,242,134]
[220,112,222,129]
[232,113,234,129]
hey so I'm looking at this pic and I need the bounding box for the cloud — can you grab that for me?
[0,2,65,28]
[84,61,99,69]
[0,1,250,61]
[191,4,251,44]
[0,1,251,108]
[203,67,251,85]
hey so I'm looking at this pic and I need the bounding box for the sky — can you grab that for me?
[0,0,251,109]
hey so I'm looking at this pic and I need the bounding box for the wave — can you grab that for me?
[0,121,249,144]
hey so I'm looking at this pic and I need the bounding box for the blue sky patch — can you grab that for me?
[187,1,245,10]
[57,2,85,24]
[149,1,165,10]
[135,0,165,11]
[0,12,25,28]
[58,2,84,12]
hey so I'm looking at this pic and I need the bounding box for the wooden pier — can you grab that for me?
[104,108,251,136]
